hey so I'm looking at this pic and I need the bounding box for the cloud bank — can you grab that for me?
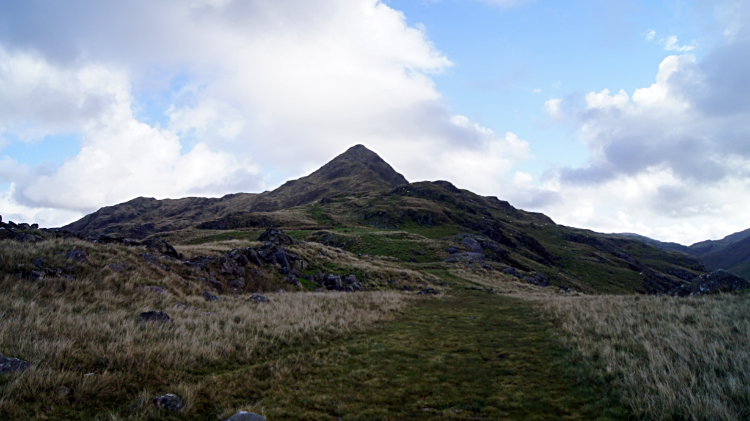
[532,0,750,243]
[0,0,530,227]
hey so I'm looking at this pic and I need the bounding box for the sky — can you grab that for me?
[0,0,748,245]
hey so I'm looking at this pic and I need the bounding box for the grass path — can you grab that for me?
[243,292,629,420]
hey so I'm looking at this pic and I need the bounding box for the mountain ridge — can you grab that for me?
[62,144,408,238]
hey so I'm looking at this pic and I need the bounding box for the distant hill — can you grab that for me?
[62,144,408,238]
[612,229,750,280]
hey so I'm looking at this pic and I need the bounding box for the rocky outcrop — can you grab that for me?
[669,270,750,296]
[152,394,183,411]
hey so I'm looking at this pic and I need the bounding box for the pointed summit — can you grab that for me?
[249,144,408,211]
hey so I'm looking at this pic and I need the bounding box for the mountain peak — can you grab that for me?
[319,144,408,187]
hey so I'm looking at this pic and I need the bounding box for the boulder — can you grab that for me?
[670,270,750,296]
[65,249,89,264]
[0,227,14,240]
[152,394,184,411]
[225,411,266,421]
[138,311,171,323]
[249,293,269,303]
[0,354,31,374]
[461,237,483,253]
[418,287,439,295]
[137,286,166,294]
[202,291,219,301]
[228,278,246,290]
[502,267,522,278]
[27,270,45,281]
[15,233,43,243]
[105,262,128,272]
[32,258,44,268]
[523,272,550,287]
[142,237,182,260]
[258,228,294,245]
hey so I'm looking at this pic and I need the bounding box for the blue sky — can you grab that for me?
[0,0,748,245]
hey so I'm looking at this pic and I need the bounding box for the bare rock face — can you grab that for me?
[670,270,750,296]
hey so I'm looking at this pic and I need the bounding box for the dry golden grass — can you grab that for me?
[538,293,750,421]
[0,238,415,420]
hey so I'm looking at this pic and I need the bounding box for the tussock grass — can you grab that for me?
[538,294,750,421]
[0,238,413,420]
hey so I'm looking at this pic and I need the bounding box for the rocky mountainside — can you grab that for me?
[58,144,711,294]
[62,144,408,239]
[614,229,750,280]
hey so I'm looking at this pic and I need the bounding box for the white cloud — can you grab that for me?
[0,0,527,226]
[645,29,656,41]
[531,5,750,244]
[660,35,695,52]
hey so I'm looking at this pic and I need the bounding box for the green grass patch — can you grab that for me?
[250,292,630,420]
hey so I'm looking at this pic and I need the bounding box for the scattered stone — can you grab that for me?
[417,287,439,295]
[670,270,750,296]
[249,293,269,303]
[32,257,44,268]
[225,411,266,421]
[65,249,88,264]
[502,267,521,278]
[27,270,45,281]
[285,275,300,286]
[152,393,184,411]
[523,272,550,287]
[258,227,294,245]
[202,291,219,301]
[208,278,225,292]
[138,311,171,323]
[15,233,43,243]
[465,286,484,291]
[228,278,246,290]
[59,386,71,397]
[0,354,30,374]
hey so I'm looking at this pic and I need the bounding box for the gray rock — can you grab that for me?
[228,278,246,290]
[138,311,171,323]
[248,294,269,303]
[523,272,550,287]
[138,286,166,294]
[0,227,14,240]
[142,237,182,260]
[202,291,219,301]
[226,411,266,421]
[418,287,439,295]
[258,228,294,245]
[15,233,43,243]
[461,237,483,253]
[0,355,30,374]
[502,267,521,278]
[27,270,45,281]
[32,258,44,268]
[152,393,183,411]
[105,262,128,272]
[65,249,88,264]
[670,270,750,296]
